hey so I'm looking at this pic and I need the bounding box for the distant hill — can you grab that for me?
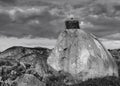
[0,46,51,60]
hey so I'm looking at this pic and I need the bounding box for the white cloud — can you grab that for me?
[100,33,120,49]
[100,38,120,49]
[0,36,56,52]
[0,6,48,20]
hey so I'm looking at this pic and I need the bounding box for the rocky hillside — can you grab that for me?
[0,46,51,60]
[0,46,120,86]
[0,46,53,86]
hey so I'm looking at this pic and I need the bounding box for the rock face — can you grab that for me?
[47,29,118,81]
[0,46,52,86]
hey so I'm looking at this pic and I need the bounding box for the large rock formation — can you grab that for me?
[47,19,118,82]
[0,46,119,86]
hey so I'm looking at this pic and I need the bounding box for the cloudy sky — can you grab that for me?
[0,0,120,51]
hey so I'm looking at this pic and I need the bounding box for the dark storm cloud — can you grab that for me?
[41,0,120,5]
[0,6,61,38]
[0,0,16,4]
[0,13,12,26]
[83,15,120,37]
[0,9,62,38]
[0,0,120,39]
[0,7,119,39]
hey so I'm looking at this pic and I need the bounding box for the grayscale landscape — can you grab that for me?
[0,0,120,86]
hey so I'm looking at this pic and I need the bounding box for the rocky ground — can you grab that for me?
[0,46,120,86]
